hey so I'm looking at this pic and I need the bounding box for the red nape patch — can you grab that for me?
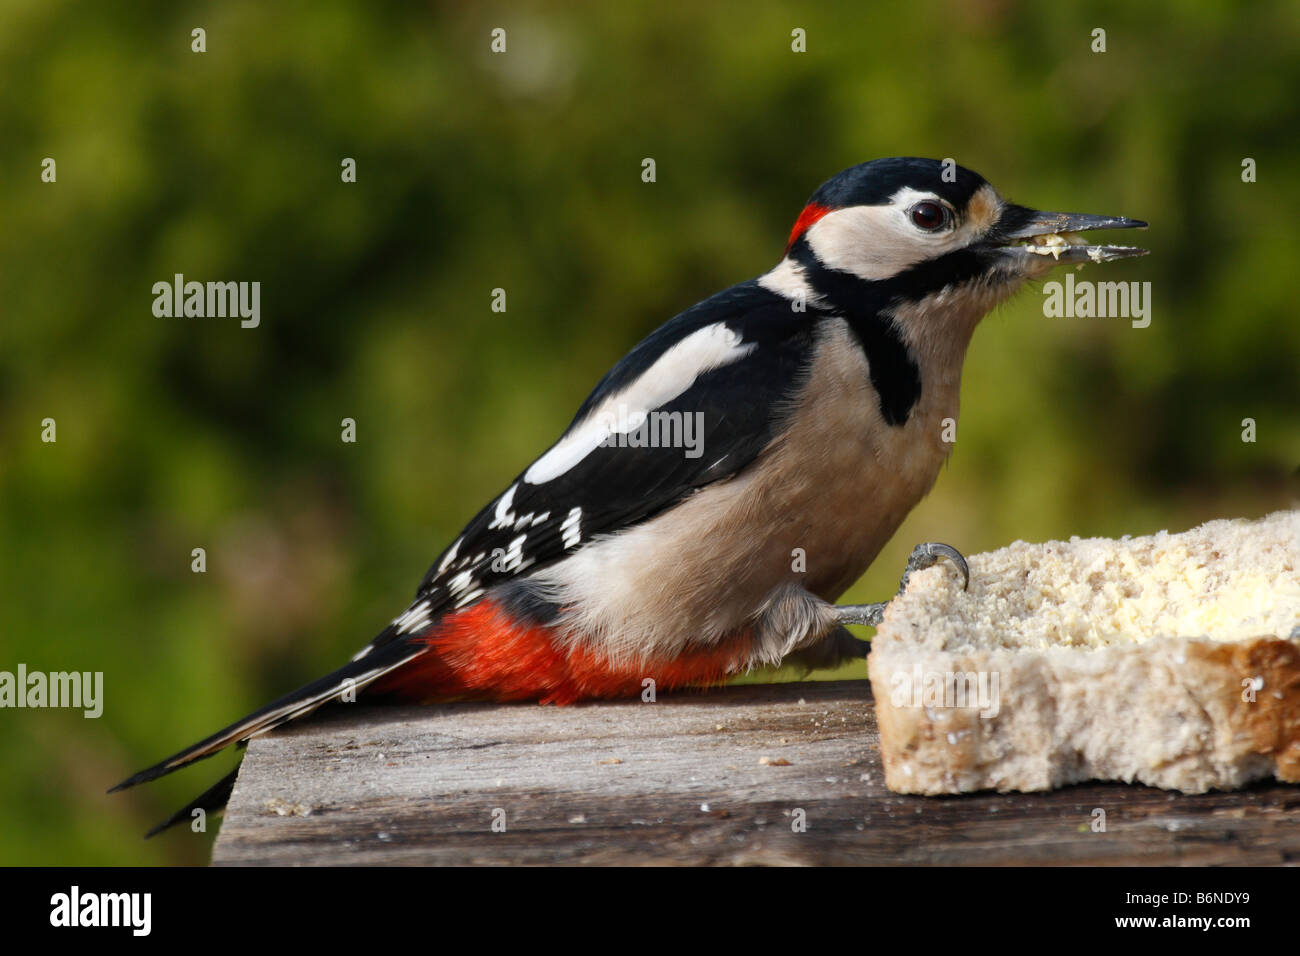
[369,599,752,706]
[784,202,832,253]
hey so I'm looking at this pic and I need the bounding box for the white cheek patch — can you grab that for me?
[804,184,1002,283]
[523,322,755,484]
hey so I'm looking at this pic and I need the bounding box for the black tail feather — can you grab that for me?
[110,641,425,794]
[144,762,243,838]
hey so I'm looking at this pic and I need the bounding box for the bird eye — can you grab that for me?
[908,201,950,231]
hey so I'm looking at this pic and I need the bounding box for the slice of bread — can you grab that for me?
[866,510,1300,794]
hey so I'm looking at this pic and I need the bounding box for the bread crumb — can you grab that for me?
[263,798,312,818]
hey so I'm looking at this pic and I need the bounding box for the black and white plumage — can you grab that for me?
[113,158,1147,828]
[360,280,819,652]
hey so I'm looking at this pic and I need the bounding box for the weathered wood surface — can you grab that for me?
[212,680,1300,865]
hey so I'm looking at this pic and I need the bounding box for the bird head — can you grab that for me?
[780,157,1147,320]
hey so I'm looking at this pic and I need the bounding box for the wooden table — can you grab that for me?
[211,680,1300,865]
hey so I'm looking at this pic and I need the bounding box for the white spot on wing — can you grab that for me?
[560,506,582,549]
[501,533,527,572]
[454,587,485,608]
[488,484,519,530]
[393,599,433,634]
[523,323,755,484]
[437,537,463,574]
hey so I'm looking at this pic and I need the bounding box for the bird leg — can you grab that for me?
[834,542,969,627]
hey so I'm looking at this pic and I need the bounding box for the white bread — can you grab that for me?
[866,510,1300,794]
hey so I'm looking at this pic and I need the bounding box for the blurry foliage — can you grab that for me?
[0,0,1296,863]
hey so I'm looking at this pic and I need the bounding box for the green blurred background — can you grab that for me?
[2,0,1297,864]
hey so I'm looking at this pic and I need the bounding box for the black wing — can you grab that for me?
[362,279,818,654]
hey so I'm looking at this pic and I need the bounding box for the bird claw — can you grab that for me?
[832,542,970,632]
[901,542,970,593]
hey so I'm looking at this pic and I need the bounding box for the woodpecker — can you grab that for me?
[112,157,1147,833]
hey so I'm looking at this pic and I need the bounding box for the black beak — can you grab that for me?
[997,207,1149,266]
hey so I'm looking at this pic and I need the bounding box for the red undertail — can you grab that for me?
[370,598,751,705]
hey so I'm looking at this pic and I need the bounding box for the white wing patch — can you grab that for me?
[454,587,485,608]
[436,536,463,574]
[501,533,528,572]
[488,484,519,530]
[392,599,433,635]
[560,506,583,548]
[523,322,755,484]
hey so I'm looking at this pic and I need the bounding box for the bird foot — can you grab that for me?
[834,542,970,628]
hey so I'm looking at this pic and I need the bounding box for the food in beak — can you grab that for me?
[1022,232,1087,260]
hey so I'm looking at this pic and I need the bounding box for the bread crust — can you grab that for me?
[867,512,1300,794]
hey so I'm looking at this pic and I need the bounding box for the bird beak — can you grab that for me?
[996,207,1149,269]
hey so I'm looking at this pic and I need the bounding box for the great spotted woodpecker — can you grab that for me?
[112,157,1147,833]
